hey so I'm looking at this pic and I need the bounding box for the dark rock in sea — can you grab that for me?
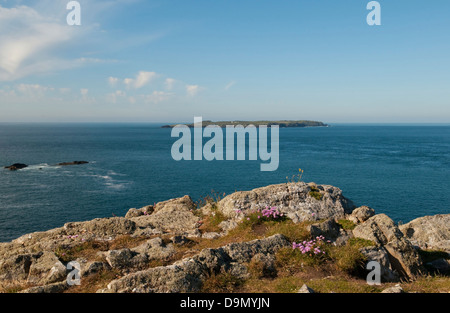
[4,163,28,171]
[57,161,89,166]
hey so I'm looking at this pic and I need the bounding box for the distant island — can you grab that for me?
[162,120,328,128]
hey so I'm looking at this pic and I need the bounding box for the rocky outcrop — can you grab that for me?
[99,234,289,293]
[399,214,450,253]
[4,163,28,171]
[353,214,424,279]
[129,196,200,236]
[0,182,447,294]
[217,182,355,223]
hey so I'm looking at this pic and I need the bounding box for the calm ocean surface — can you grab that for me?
[0,124,449,242]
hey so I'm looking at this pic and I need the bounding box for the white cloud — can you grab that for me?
[186,84,200,97]
[0,5,77,81]
[16,83,54,96]
[124,71,157,89]
[80,88,89,96]
[108,77,119,87]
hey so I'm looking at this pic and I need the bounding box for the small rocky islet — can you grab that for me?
[0,182,448,293]
[3,161,89,171]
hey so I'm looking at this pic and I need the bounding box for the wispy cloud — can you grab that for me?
[225,80,236,90]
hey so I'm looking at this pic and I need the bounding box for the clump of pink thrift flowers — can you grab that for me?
[292,235,327,255]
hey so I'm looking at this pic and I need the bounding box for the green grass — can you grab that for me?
[337,219,357,231]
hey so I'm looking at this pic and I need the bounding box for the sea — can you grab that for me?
[0,123,449,242]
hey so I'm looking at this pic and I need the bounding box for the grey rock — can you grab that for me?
[298,284,315,293]
[131,237,175,261]
[202,232,221,240]
[20,281,68,293]
[171,235,192,246]
[130,197,200,234]
[125,205,154,218]
[349,206,375,224]
[100,234,290,293]
[400,214,450,253]
[64,217,136,238]
[0,253,39,281]
[353,214,424,279]
[360,246,399,282]
[217,182,355,224]
[308,219,341,241]
[27,251,67,285]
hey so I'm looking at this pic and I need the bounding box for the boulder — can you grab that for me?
[348,206,375,224]
[0,253,40,281]
[353,214,424,279]
[64,217,136,238]
[105,249,145,270]
[20,281,68,293]
[99,234,290,293]
[153,195,196,213]
[131,237,175,261]
[27,252,67,285]
[360,246,399,282]
[202,232,222,240]
[399,214,450,252]
[125,205,154,218]
[307,219,341,241]
[130,197,200,234]
[217,182,355,223]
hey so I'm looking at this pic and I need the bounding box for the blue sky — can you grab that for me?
[0,0,449,123]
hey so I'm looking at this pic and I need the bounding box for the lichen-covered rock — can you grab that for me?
[348,206,375,224]
[99,234,290,293]
[131,237,175,261]
[217,182,355,223]
[353,214,424,279]
[20,281,68,293]
[399,214,450,252]
[307,219,341,240]
[27,251,67,285]
[64,217,136,238]
[153,195,196,213]
[0,253,40,281]
[125,205,154,218]
[130,202,200,234]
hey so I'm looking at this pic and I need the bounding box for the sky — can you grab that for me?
[0,0,449,123]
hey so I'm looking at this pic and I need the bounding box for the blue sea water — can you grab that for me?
[0,123,449,242]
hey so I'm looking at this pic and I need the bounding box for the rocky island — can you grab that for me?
[162,120,328,128]
[0,182,448,293]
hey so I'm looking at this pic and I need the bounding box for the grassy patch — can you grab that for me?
[337,219,356,231]
[327,243,367,276]
[348,237,375,249]
[201,272,244,293]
